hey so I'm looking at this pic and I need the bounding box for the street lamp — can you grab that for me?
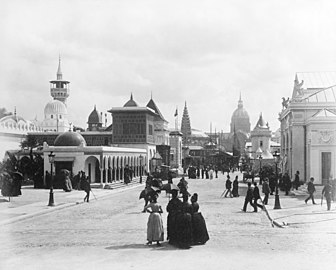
[139,155,144,184]
[273,151,281,209]
[48,151,56,206]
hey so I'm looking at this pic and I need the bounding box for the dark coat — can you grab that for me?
[253,186,261,200]
[245,186,253,201]
[307,181,316,193]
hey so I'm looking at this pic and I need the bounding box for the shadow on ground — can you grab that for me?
[105,242,186,251]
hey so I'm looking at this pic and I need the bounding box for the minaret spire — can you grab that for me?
[57,54,62,80]
[50,56,70,104]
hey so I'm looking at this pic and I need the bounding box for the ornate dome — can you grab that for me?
[123,93,138,107]
[88,105,102,124]
[231,99,250,120]
[44,100,67,115]
[54,132,87,146]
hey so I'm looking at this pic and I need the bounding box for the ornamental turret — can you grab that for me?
[49,56,70,105]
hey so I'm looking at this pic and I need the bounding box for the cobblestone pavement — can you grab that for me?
[0,173,336,270]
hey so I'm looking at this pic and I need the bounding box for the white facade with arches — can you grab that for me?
[43,142,147,185]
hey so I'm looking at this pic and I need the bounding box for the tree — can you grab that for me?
[19,135,44,188]
[0,152,22,201]
[0,107,12,119]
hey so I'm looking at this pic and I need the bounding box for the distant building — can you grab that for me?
[41,57,70,132]
[230,93,251,134]
[0,110,42,158]
[279,72,336,184]
[250,113,273,160]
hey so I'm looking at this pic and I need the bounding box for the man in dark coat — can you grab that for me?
[305,177,316,204]
[223,175,233,198]
[293,171,300,190]
[253,182,263,212]
[283,172,291,195]
[322,180,332,210]
[242,182,254,212]
[80,177,91,203]
[262,178,270,205]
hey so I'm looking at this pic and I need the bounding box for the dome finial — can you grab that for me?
[57,54,62,80]
[238,93,243,108]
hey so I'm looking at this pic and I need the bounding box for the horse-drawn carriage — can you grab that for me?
[243,171,255,182]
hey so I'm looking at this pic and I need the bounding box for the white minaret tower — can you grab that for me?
[49,55,70,105]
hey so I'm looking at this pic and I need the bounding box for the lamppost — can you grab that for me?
[258,155,263,185]
[48,151,56,206]
[273,151,281,209]
[139,155,144,184]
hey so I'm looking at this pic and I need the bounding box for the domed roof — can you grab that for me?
[54,132,87,147]
[123,93,138,107]
[88,105,102,124]
[231,97,249,120]
[44,100,67,115]
[231,107,250,119]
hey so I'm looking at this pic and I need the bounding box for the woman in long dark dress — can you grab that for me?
[191,193,209,245]
[176,193,193,249]
[166,189,182,245]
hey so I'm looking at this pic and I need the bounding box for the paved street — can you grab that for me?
[1,172,336,270]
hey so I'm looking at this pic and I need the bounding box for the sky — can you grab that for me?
[1,0,336,133]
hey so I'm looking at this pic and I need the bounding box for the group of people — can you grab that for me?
[186,165,222,180]
[221,174,239,198]
[242,181,264,212]
[143,185,209,248]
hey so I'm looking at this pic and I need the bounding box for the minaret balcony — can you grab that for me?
[51,88,70,97]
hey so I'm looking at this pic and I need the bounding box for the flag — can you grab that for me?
[174,108,178,117]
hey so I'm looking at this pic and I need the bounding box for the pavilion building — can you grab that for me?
[279,72,336,184]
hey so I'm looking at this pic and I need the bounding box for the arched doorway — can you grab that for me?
[84,156,100,183]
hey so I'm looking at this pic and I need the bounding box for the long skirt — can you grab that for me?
[176,212,193,248]
[192,212,209,245]
[147,213,164,242]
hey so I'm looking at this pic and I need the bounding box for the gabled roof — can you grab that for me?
[146,98,166,122]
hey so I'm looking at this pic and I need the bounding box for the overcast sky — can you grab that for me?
[1,0,336,133]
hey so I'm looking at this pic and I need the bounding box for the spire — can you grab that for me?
[181,101,192,144]
[256,112,267,128]
[57,54,62,80]
[131,93,133,100]
[238,92,243,108]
